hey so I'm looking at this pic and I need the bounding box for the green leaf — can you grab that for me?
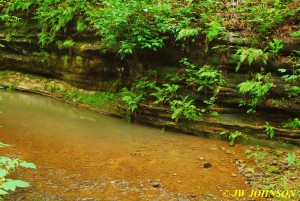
[12,180,30,188]
[0,189,8,195]
[0,169,8,178]
[2,180,17,191]
[0,142,9,148]
[19,162,36,169]
[0,157,12,164]
[278,68,286,73]
[176,28,201,41]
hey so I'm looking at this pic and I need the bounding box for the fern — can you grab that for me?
[290,29,300,38]
[283,118,300,129]
[238,73,273,113]
[76,17,87,32]
[4,0,35,12]
[176,27,201,41]
[265,122,275,139]
[56,39,75,49]
[170,96,201,122]
[151,84,179,104]
[269,39,283,56]
[205,20,223,52]
[120,88,144,113]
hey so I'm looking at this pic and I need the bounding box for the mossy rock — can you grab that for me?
[266,165,281,174]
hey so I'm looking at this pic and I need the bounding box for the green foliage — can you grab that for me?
[87,0,174,56]
[76,17,87,32]
[120,76,156,113]
[279,58,300,98]
[265,122,275,139]
[67,89,79,100]
[285,153,297,167]
[6,83,16,91]
[283,118,300,129]
[45,84,61,92]
[0,142,9,148]
[75,56,84,66]
[290,28,300,38]
[245,147,268,163]
[35,0,89,46]
[176,28,201,41]
[120,60,223,122]
[151,84,179,104]
[170,96,203,122]
[235,47,269,72]
[1,0,298,59]
[236,0,297,37]
[0,0,230,57]
[77,92,116,108]
[174,58,225,104]
[44,82,117,109]
[56,39,75,49]
[268,39,283,56]
[238,73,273,113]
[204,20,223,52]
[228,131,244,146]
[0,143,36,200]
[1,0,89,46]
[120,88,144,113]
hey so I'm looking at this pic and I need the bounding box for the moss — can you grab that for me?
[76,92,116,108]
[266,165,281,174]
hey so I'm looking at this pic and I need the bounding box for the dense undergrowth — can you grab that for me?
[0,0,299,52]
[0,0,299,128]
[0,1,299,199]
[0,0,299,127]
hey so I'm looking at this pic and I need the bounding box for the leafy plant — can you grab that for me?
[45,84,61,92]
[56,39,75,49]
[278,175,288,190]
[204,20,223,52]
[228,131,244,146]
[268,39,283,56]
[0,143,36,199]
[246,148,268,163]
[235,47,269,72]
[283,118,300,129]
[120,75,156,113]
[75,56,84,66]
[170,96,203,122]
[290,28,300,38]
[238,73,273,113]
[6,83,16,91]
[236,0,296,37]
[174,58,225,105]
[265,122,275,139]
[151,84,179,104]
[120,88,144,113]
[278,58,300,98]
[176,28,201,41]
[285,153,297,167]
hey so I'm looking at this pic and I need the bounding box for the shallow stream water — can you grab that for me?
[0,90,251,200]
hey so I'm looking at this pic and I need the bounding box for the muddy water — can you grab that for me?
[0,90,251,200]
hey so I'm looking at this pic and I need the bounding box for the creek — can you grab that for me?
[0,90,251,200]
